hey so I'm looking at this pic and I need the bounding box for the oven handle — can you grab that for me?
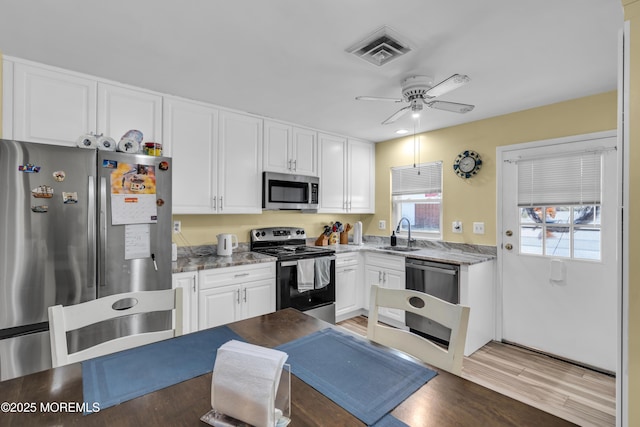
[280,256,336,267]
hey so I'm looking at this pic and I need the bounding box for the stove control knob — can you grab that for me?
[261,231,266,236]
[254,231,260,238]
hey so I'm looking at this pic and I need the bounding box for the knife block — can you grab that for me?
[315,234,328,246]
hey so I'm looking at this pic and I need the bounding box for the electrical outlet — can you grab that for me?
[452,221,463,233]
[473,222,485,234]
[378,220,386,230]
[173,221,181,233]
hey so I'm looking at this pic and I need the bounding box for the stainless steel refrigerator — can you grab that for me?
[0,139,172,381]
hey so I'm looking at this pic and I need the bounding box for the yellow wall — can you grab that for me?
[622,2,639,425]
[173,212,369,246]
[368,92,618,246]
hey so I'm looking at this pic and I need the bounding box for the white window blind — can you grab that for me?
[392,162,442,195]
[517,151,602,206]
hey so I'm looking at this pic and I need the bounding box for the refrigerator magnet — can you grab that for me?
[32,185,53,198]
[31,205,49,213]
[19,164,41,173]
[53,171,66,182]
[102,159,118,169]
[159,161,169,171]
[62,192,78,204]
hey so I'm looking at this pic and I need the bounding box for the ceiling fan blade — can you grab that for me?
[425,100,475,113]
[356,96,404,103]
[382,106,411,124]
[425,74,471,98]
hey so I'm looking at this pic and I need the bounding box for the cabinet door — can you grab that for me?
[263,120,291,174]
[336,266,359,316]
[13,62,97,146]
[241,279,275,319]
[97,82,162,144]
[363,265,383,313]
[199,285,240,329]
[348,139,375,213]
[318,133,347,212]
[172,272,198,334]
[218,111,262,213]
[164,97,218,213]
[380,268,406,324]
[3,59,14,139]
[292,127,317,176]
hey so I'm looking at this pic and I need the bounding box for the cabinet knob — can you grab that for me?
[505,230,513,237]
[505,243,513,251]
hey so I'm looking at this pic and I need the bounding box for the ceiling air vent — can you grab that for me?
[347,26,412,66]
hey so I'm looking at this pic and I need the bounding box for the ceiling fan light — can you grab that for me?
[426,74,471,97]
[412,112,421,118]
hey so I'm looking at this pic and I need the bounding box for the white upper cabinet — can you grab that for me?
[318,133,375,213]
[263,120,317,176]
[219,110,263,214]
[347,138,375,213]
[165,98,263,214]
[12,62,97,146]
[97,82,162,146]
[8,59,163,147]
[163,96,218,213]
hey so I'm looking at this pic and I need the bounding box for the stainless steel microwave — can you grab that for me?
[262,171,319,211]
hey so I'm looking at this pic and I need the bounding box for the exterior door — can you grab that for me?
[499,133,618,372]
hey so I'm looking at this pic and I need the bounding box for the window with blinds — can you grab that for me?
[516,151,603,260]
[391,162,442,238]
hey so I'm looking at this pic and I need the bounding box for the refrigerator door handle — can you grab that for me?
[88,176,97,288]
[99,177,108,287]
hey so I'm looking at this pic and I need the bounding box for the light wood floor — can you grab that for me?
[337,316,615,427]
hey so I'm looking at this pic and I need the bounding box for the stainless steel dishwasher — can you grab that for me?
[405,258,460,344]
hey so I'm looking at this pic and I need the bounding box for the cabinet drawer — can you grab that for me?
[336,252,359,268]
[199,262,276,290]
[365,253,405,271]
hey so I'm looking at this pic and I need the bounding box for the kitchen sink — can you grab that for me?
[380,246,421,252]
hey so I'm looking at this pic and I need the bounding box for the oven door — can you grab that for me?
[277,257,335,317]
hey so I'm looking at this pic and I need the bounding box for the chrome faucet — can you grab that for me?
[396,217,415,247]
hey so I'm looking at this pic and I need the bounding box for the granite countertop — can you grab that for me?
[172,239,496,273]
[172,245,276,273]
[330,240,496,266]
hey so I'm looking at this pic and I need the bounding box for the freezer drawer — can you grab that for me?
[0,330,52,381]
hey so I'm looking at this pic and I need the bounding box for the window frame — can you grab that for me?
[391,161,443,240]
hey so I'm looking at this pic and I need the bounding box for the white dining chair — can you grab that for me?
[48,288,183,367]
[367,285,470,376]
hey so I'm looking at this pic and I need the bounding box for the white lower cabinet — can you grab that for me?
[335,252,361,321]
[364,253,406,328]
[198,263,276,329]
[172,271,199,334]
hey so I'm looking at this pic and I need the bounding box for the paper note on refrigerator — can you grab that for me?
[124,224,151,260]
[109,162,158,225]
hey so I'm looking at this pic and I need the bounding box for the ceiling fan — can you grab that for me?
[356,74,475,125]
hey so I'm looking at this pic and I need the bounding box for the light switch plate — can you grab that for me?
[452,221,463,233]
[378,220,386,230]
[473,222,485,234]
[173,221,181,233]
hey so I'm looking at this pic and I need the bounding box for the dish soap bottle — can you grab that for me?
[390,231,397,247]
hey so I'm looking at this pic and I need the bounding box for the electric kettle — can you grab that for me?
[217,233,238,256]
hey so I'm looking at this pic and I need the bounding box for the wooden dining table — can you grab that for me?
[0,308,576,426]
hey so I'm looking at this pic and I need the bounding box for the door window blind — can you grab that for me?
[392,162,442,195]
[517,152,602,206]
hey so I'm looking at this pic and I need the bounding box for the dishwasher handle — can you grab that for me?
[406,263,458,275]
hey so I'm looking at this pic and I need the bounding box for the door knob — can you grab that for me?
[505,230,513,237]
[505,243,513,250]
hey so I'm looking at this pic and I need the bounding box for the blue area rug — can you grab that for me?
[82,325,243,413]
[276,328,437,426]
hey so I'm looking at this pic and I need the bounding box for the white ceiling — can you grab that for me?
[0,0,624,142]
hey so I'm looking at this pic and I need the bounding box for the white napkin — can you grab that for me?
[314,257,331,289]
[297,259,315,291]
[212,340,288,427]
